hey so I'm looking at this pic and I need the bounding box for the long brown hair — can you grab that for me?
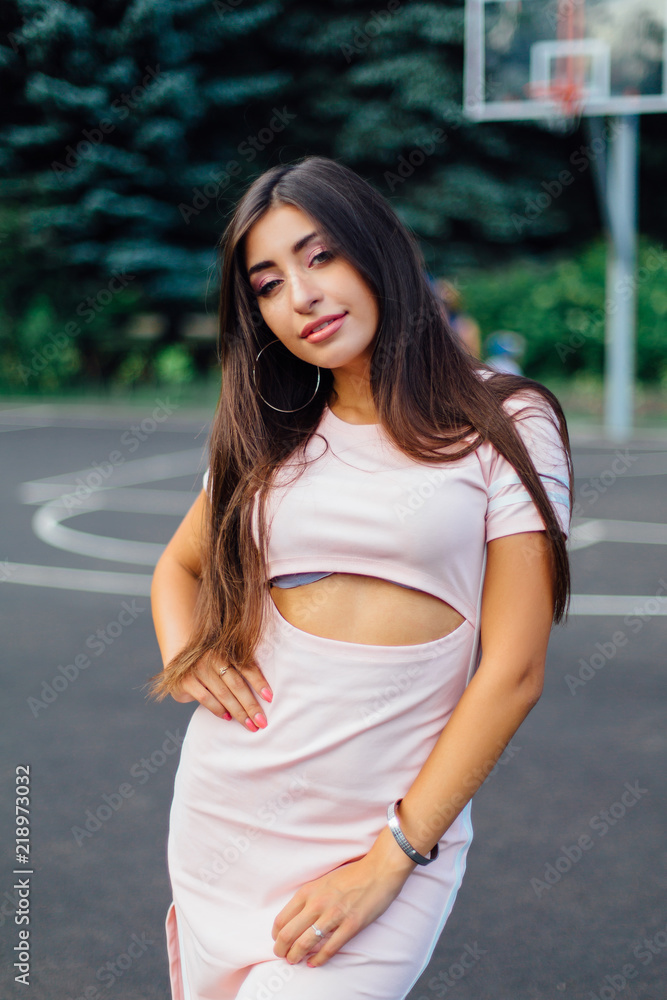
[148,155,573,701]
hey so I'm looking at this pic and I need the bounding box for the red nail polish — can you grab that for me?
[261,687,273,702]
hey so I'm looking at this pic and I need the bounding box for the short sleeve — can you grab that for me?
[481,392,572,542]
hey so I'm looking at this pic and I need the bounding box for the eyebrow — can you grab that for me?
[246,231,320,279]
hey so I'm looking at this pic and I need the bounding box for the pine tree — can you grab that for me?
[0,0,663,389]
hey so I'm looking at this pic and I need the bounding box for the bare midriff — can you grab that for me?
[269,572,466,646]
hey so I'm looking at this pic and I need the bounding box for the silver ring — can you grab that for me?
[219,666,233,678]
[311,923,324,939]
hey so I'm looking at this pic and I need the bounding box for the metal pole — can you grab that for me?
[604,114,639,442]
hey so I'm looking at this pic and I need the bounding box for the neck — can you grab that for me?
[328,356,378,423]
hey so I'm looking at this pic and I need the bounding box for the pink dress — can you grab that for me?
[165,388,571,1000]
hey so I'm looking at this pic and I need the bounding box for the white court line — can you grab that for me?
[0,403,210,433]
[568,520,608,551]
[0,421,56,433]
[7,446,667,604]
[568,518,667,551]
[1,563,151,595]
[1,562,666,613]
[19,448,207,504]
[32,488,195,565]
[568,595,667,616]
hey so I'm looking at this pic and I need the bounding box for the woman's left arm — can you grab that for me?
[271,529,557,967]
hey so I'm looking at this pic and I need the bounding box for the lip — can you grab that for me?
[300,313,347,342]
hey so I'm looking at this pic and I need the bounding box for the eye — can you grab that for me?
[255,279,279,298]
[254,249,336,298]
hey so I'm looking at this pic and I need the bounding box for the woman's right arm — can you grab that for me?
[150,488,273,731]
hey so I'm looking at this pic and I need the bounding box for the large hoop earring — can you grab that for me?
[252,339,321,413]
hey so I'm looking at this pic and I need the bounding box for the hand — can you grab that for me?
[271,852,411,968]
[170,651,273,732]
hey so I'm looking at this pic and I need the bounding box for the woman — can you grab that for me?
[149,155,573,1000]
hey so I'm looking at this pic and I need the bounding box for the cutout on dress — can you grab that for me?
[269,572,468,646]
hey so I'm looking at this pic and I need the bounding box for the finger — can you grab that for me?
[284,916,337,965]
[180,673,233,721]
[170,688,196,704]
[241,661,274,703]
[271,891,308,944]
[303,921,355,967]
[211,663,268,732]
[185,656,247,718]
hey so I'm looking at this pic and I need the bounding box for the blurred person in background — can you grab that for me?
[433,277,482,359]
[485,330,527,375]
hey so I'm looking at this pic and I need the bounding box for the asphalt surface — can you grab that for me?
[0,400,665,1000]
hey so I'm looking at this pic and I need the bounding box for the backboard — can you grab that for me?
[464,0,667,121]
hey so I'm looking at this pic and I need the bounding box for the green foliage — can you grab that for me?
[0,0,665,393]
[112,349,148,387]
[458,238,667,382]
[153,344,196,385]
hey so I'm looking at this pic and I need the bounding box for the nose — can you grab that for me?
[289,268,323,314]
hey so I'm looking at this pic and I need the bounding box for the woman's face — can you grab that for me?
[243,204,380,374]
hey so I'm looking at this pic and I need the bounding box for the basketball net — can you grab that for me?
[527,0,587,132]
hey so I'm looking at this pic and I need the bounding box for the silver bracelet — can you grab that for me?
[386,798,439,866]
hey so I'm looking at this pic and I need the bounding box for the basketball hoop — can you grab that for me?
[464,0,667,122]
[462,0,663,441]
[527,79,586,132]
